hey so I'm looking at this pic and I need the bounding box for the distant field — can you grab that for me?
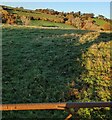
[13,9,59,19]
[30,20,75,28]
[8,8,75,29]
[93,18,108,26]
[2,26,111,119]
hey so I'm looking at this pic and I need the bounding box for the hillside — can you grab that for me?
[1,5,112,30]
[2,26,112,119]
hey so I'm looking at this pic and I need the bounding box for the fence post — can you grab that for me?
[65,108,79,120]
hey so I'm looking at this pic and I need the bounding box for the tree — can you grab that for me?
[97,15,105,19]
[20,7,24,9]
[82,13,94,20]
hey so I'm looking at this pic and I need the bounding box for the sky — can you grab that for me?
[0,2,111,18]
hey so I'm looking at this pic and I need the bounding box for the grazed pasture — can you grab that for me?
[2,26,112,119]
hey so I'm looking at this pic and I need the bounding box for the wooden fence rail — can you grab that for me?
[0,102,112,111]
[0,102,112,120]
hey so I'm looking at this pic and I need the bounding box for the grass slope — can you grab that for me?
[30,20,75,28]
[93,18,108,26]
[14,9,58,19]
[8,8,75,28]
[2,5,111,30]
[2,26,112,119]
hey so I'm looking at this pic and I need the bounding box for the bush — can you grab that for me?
[20,16,30,25]
[103,23,111,31]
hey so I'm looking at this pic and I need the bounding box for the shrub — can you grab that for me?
[103,23,111,31]
[20,16,30,25]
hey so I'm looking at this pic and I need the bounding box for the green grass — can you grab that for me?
[2,26,111,119]
[30,20,75,28]
[9,9,75,29]
[13,9,59,19]
[93,18,108,26]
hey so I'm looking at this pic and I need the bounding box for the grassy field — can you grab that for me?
[12,8,60,20]
[30,20,75,28]
[93,18,108,26]
[13,9,75,29]
[2,26,112,119]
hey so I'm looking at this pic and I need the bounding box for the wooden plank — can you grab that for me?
[0,102,112,111]
[0,103,66,111]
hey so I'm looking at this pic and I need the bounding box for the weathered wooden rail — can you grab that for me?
[0,102,112,111]
[0,102,112,120]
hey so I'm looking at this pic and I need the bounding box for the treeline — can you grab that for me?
[1,5,112,30]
